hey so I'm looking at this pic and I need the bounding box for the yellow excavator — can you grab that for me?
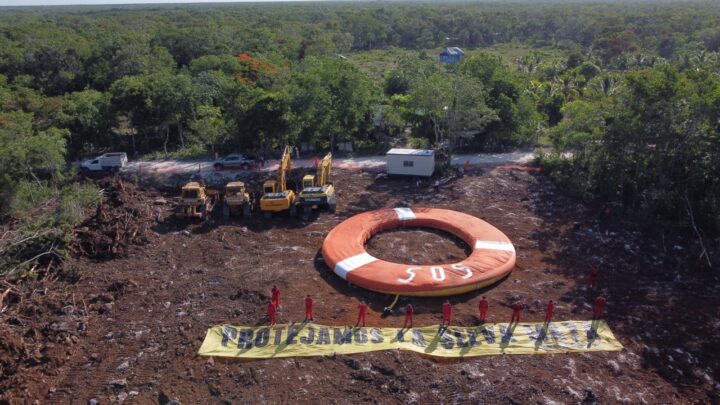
[259,145,296,218]
[297,152,336,217]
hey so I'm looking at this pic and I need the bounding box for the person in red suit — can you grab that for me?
[271,285,281,309]
[593,296,606,319]
[478,296,489,324]
[510,302,522,324]
[587,265,600,290]
[304,295,314,321]
[267,301,277,325]
[442,300,452,326]
[403,304,414,328]
[545,300,555,323]
[357,300,368,327]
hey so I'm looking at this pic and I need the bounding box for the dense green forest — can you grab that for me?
[1,1,719,274]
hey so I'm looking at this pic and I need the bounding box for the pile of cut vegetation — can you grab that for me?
[71,180,152,259]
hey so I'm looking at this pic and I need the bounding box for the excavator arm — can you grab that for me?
[278,145,292,192]
[317,152,332,186]
[297,151,335,215]
[260,145,296,216]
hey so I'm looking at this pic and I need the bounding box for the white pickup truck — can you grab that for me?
[80,152,128,172]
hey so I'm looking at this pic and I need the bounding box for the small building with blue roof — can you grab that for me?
[439,47,465,64]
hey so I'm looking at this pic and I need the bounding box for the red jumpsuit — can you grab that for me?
[545,301,555,323]
[588,266,599,290]
[304,296,314,321]
[403,304,413,328]
[511,303,522,323]
[271,286,281,308]
[593,296,606,319]
[267,302,277,325]
[442,302,452,325]
[479,299,489,322]
[357,302,368,327]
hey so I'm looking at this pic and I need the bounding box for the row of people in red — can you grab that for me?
[267,285,607,327]
[268,293,315,326]
[402,296,606,326]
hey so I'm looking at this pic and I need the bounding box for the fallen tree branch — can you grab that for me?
[1,229,17,242]
[0,229,53,254]
[1,285,13,305]
[0,281,17,313]
[5,245,62,276]
[683,192,712,268]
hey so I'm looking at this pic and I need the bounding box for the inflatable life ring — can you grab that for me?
[322,208,516,297]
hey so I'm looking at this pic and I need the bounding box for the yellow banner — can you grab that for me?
[198,320,622,358]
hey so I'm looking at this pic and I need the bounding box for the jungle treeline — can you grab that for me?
[0,1,719,264]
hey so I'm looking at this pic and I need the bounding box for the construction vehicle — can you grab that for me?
[222,181,252,219]
[259,145,297,218]
[179,181,219,220]
[297,152,336,217]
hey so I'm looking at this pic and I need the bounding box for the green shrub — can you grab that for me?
[141,144,210,161]
[2,182,100,277]
[9,180,55,219]
[408,137,430,149]
[58,183,102,225]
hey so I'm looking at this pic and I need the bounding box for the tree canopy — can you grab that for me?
[0,1,719,235]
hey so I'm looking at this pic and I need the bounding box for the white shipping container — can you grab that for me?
[385,148,435,177]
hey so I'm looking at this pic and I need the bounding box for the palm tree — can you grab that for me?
[555,74,582,101]
[690,49,719,66]
[516,52,542,74]
[586,74,623,98]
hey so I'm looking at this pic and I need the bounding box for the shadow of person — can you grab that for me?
[390,326,410,343]
[423,327,446,354]
[586,319,600,348]
[499,322,518,352]
[534,323,549,351]
[457,327,480,357]
[270,321,310,357]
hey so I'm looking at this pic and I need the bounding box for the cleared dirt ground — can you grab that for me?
[2,165,719,404]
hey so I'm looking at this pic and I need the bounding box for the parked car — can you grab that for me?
[80,152,128,172]
[213,154,255,171]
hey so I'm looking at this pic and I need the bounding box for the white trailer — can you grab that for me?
[385,148,435,177]
[80,152,128,172]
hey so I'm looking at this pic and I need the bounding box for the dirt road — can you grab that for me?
[123,151,535,181]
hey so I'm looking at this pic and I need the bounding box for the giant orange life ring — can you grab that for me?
[322,208,516,297]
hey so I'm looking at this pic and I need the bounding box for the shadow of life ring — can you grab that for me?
[321,208,516,297]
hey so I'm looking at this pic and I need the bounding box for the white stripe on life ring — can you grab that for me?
[394,207,416,221]
[474,240,515,252]
[334,252,378,279]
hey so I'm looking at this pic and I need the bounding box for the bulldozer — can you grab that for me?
[179,181,218,220]
[297,152,336,217]
[222,181,252,219]
[259,145,296,218]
